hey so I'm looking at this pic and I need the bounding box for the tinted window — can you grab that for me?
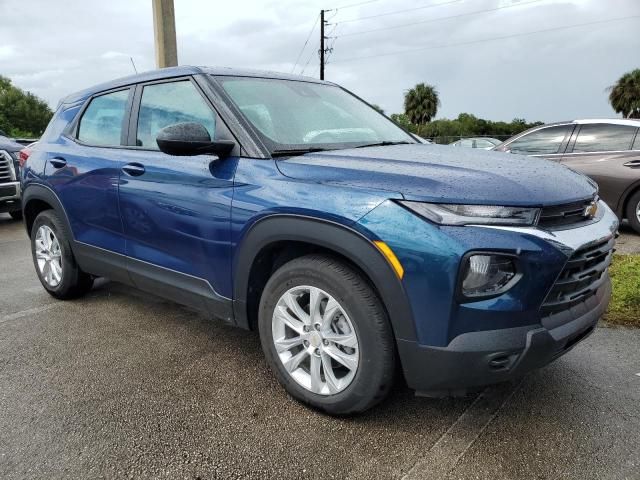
[507,125,571,155]
[573,124,637,152]
[136,81,216,149]
[77,89,129,146]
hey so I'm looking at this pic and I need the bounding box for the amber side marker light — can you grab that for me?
[373,241,404,279]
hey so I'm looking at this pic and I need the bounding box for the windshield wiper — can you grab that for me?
[354,141,413,149]
[271,147,328,157]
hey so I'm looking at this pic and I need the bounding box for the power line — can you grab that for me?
[335,0,462,24]
[291,14,320,73]
[327,0,379,11]
[331,15,639,63]
[338,0,547,38]
[300,39,320,75]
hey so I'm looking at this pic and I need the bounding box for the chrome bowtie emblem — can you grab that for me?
[584,201,598,219]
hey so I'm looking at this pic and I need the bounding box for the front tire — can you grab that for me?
[30,210,93,299]
[626,190,640,234]
[258,254,396,415]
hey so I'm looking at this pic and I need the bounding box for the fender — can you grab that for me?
[22,183,74,241]
[232,214,418,342]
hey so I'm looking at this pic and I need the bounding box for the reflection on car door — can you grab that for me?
[118,78,237,319]
[560,123,639,212]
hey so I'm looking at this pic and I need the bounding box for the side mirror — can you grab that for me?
[156,122,235,157]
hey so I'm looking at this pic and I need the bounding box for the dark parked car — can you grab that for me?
[494,119,640,233]
[21,67,618,414]
[0,134,25,219]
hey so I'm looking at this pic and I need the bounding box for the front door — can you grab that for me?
[118,78,237,318]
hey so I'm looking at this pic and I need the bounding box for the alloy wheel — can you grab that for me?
[35,225,63,287]
[271,285,360,395]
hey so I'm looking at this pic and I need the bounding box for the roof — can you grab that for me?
[574,118,640,126]
[60,65,329,106]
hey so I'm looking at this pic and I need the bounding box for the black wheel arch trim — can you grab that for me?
[232,214,418,342]
[22,183,75,240]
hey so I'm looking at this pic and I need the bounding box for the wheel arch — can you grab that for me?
[232,214,418,342]
[619,180,640,219]
[22,183,73,241]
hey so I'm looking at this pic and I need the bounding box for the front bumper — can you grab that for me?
[398,279,610,394]
[359,199,618,395]
[0,181,21,213]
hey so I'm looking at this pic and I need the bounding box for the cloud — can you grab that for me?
[0,0,638,122]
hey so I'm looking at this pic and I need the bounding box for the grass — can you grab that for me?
[604,254,640,327]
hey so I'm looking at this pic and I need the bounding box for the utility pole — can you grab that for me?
[320,9,325,80]
[152,0,178,68]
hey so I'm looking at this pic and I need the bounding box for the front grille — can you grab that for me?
[541,238,614,315]
[538,199,594,229]
[0,151,16,183]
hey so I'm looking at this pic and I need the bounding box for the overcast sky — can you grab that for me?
[1,0,638,122]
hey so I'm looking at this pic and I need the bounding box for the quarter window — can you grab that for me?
[136,81,216,149]
[573,124,637,152]
[77,89,130,146]
[507,125,571,155]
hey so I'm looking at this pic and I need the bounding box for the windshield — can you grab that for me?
[215,76,415,154]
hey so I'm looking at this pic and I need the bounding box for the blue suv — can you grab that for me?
[21,67,618,414]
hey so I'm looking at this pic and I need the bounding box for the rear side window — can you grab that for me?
[634,131,640,150]
[507,125,571,155]
[77,89,130,146]
[573,124,637,152]
[136,81,216,149]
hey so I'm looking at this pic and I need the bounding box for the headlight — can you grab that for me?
[459,254,520,299]
[399,201,540,226]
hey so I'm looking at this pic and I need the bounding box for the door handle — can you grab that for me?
[49,157,67,169]
[122,163,146,176]
[623,160,640,168]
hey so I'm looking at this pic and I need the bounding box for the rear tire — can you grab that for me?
[626,190,640,234]
[9,210,22,220]
[30,210,93,299]
[258,254,396,415]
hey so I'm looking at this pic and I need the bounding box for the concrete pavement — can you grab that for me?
[1,214,638,479]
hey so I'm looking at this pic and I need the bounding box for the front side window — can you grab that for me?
[507,125,571,155]
[216,76,415,153]
[77,89,130,146]
[136,81,216,149]
[573,124,637,152]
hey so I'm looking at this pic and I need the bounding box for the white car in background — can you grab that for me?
[450,137,502,149]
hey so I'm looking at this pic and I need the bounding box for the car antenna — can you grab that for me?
[130,57,138,74]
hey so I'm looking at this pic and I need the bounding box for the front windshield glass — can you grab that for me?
[215,76,415,153]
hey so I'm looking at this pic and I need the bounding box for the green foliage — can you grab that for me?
[604,254,640,327]
[403,83,440,132]
[0,75,53,138]
[390,112,543,144]
[370,104,385,115]
[609,69,640,119]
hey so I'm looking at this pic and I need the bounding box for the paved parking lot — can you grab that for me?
[1,214,639,479]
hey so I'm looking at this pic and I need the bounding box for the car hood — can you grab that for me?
[0,136,24,153]
[276,144,596,206]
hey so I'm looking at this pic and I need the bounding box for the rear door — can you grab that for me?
[117,77,237,317]
[560,123,639,211]
[45,88,133,268]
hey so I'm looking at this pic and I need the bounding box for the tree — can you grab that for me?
[403,83,440,135]
[0,75,53,137]
[608,69,640,119]
[370,104,385,115]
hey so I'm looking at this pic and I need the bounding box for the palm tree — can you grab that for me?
[608,69,640,119]
[404,83,440,135]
